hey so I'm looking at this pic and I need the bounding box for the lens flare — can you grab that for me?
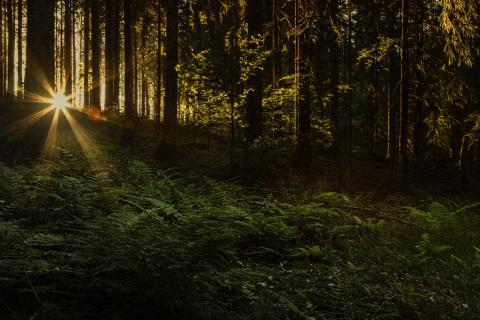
[51,92,69,109]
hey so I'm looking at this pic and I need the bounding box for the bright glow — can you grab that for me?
[51,92,69,109]
[41,108,61,161]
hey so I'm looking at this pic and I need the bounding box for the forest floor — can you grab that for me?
[0,103,479,319]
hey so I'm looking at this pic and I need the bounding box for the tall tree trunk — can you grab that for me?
[124,0,134,118]
[7,0,14,96]
[17,0,23,98]
[163,0,178,137]
[141,16,148,117]
[25,0,55,99]
[330,0,340,155]
[3,7,6,97]
[104,0,114,111]
[0,0,4,97]
[133,25,138,115]
[399,0,409,182]
[296,31,312,165]
[413,0,425,165]
[64,0,72,98]
[112,0,120,111]
[386,7,397,162]
[346,5,353,155]
[245,0,263,142]
[368,2,379,157]
[83,0,90,109]
[155,0,162,128]
[91,0,100,107]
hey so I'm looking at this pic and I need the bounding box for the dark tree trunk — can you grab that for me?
[91,0,100,107]
[3,9,6,96]
[245,0,263,142]
[163,0,178,136]
[399,0,409,182]
[155,0,162,128]
[112,0,120,111]
[346,7,353,155]
[64,0,72,98]
[105,0,115,111]
[133,23,138,115]
[330,0,340,154]
[0,0,4,97]
[141,16,148,117]
[25,0,55,99]
[7,0,14,96]
[124,0,134,118]
[413,0,425,165]
[83,0,90,108]
[17,0,23,98]
[386,7,397,162]
[296,32,312,165]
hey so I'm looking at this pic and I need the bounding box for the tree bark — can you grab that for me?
[245,0,263,142]
[124,0,134,118]
[104,0,115,111]
[296,35,312,165]
[64,0,72,98]
[91,0,100,107]
[17,0,23,98]
[386,7,397,162]
[163,0,178,137]
[7,0,14,96]
[330,0,340,155]
[155,0,162,128]
[413,0,425,165]
[25,0,55,99]
[83,0,90,108]
[0,0,4,97]
[112,0,120,111]
[399,0,409,183]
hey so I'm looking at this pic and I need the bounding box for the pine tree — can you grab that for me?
[25,0,55,98]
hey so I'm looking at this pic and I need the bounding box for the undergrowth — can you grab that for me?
[0,154,479,319]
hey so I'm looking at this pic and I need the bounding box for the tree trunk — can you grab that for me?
[91,0,100,107]
[141,16,148,118]
[330,0,340,155]
[386,7,397,162]
[0,0,4,97]
[7,0,14,96]
[163,0,178,137]
[346,7,353,155]
[296,31,312,165]
[83,0,90,109]
[155,0,162,128]
[133,24,138,115]
[104,0,115,111]
[245,0,263,142]
[17,0,23,98]
[124,0,134,118]
[25,0,55,99]
[113,0,120,111]
[399,0,409,183]
[413,0,425,165]
[64,0,72,98]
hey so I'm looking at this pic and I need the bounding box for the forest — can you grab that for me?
[0,0,479,319]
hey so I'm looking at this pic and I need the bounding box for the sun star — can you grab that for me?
[51,91,69,110]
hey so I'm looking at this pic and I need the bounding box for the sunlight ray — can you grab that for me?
[61,108,110,183]
[8,106,55,133]
[41,108,61,161]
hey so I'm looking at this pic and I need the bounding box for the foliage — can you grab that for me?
[1,158,479,319]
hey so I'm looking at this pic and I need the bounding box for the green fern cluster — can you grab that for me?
[0,160,479,319]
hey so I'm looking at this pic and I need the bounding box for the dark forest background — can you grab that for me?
[0,0,479,319]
